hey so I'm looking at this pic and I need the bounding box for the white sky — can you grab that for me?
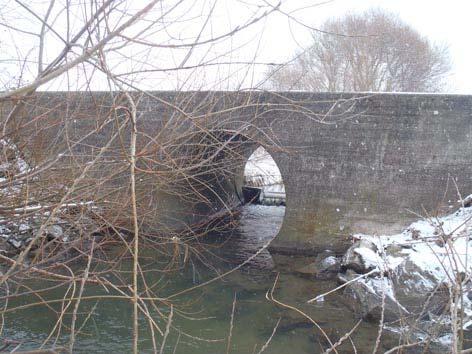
[1,0,471,93]
[256,0,472,93]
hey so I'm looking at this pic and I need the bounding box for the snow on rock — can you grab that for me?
[353,246,385,272]
[352,206,472,285]
[339,204,472,346]
[341,239,380,273]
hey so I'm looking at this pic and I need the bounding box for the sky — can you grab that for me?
[256,0,472,93]
[1,0,471,93]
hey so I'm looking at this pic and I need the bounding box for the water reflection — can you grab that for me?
[203,205,285,270]
[2,205,421,353]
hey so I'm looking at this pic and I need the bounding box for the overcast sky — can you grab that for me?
[256,0,472,93]
[1,0,470,93]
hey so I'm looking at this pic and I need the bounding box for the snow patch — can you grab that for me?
[354,206,472,284]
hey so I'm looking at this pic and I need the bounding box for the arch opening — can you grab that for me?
[200,144,287,269]
[243,146,286,206]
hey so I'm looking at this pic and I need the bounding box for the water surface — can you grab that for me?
[2,205,420,353]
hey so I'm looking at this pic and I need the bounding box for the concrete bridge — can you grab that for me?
[2,91,472,253]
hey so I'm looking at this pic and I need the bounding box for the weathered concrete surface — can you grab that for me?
[266,93,472,252]
[2,91,472,252]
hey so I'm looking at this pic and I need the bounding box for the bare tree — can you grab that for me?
[0,1,293,353]
[265,9,451,92]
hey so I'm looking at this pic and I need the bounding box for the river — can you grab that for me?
[2,205,422,353]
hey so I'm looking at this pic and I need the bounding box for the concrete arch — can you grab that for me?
[3,91,472,253]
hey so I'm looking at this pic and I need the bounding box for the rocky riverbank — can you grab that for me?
[0,139,104,263]
[332,195,472,347]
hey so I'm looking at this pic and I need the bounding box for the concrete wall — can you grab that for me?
[2,91,472,253]
[261,93,472,252]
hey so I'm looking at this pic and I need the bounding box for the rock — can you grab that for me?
[339,237,458,326]
[44,225,63,240]
[7,237,23,249]
[294,255,340,277]
[18,223,31,233]
[391,259,439,310]
[422,283,450,317]
[409,227,421,239]
[341,239,378,274]
[343,277,408,322]
[337,269,360,284]
[461,194,472,208]
[319,256,340,272]
[0,238,9,254]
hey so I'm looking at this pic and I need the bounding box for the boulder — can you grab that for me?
[7,237,23,250]
[294,252,340,278]
[44,225,64,240]
[340,245,454,326]
[462,194,472,208]
[319,256,340,272]
[391,259,439,311]
[341,239,379,274]
[343,277,409,322]
[421,283,450,317]
[337,269,359,284]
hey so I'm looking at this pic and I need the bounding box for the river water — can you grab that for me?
[2,205,420,353]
